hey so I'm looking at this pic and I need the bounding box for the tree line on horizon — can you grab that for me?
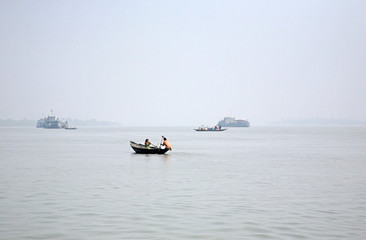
[0,119,119,127]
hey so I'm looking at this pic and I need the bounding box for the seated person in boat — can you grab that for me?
[145,139,151,148]
[162,137,172,151]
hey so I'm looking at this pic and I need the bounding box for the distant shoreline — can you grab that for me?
[269,118,366,126]
[0,119,120,127]
[1,118,366,127]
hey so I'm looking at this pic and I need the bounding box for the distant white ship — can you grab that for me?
[36,110,68,129]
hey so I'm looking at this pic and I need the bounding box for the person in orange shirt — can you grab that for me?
[162,136,172,151]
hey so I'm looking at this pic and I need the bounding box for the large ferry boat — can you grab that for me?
[217,117,250,127]
[36,111,68,129]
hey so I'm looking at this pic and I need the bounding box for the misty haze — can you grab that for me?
[1,1,365,126]
[1,1,366,240]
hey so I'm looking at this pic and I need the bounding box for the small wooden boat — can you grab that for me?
[65,127,77,130]
[130,141,170,154]
[194,128,227,131]
[194,125,227,131]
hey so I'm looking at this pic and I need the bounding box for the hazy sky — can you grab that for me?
[1,0,365,126]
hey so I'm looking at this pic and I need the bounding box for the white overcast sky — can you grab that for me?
[1,0,365,126]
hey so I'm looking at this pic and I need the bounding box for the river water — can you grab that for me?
[1,126,365,239]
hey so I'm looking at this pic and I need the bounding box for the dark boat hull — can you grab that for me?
[130,141,169,154]
[194,129,227,132]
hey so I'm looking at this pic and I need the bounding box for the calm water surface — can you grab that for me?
[1,126,366,239]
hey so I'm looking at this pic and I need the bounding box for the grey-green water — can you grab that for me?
[1,126,366,239]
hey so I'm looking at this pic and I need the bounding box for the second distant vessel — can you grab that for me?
[217,117,250,127]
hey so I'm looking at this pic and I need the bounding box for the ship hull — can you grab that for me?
[194,129,227,131]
